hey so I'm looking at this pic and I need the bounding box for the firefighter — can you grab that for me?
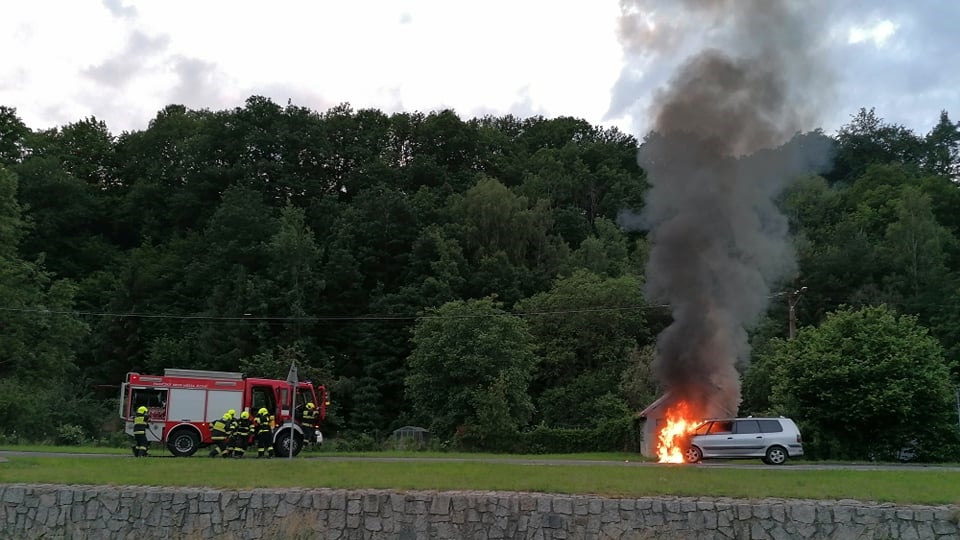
[232,411,252,458]
[132,405,149,457]
[224,409,238,457]
[255,407,274,458]
[300,402,319,447]
[208,411,231,457]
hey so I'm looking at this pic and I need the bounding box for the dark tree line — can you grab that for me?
[0,99,958,459]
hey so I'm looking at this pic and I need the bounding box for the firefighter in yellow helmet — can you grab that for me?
[300,402,319,447]
[132,405,149,457]
[208,411,232,457]
[224,409,238,457]
[254,407,273,458]
[231,410,252,458]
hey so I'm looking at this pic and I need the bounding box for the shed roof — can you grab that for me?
[638,393,672,419]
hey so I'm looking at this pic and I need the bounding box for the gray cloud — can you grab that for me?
[102,0,137,19]
[82,31,169,88]
[506,86,549,119]
[167,56,223,108]
[827,1,960,132]
[167,58,334,119]
[467,86,548,121]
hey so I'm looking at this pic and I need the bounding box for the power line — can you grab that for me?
[0,304,670,323]
[3,296,946,324]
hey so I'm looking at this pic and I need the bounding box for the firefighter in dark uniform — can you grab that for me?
[232,411,252,458]
[300,402,319,446]
[132,405,149,457]
[255,407,274,458]
[208,411,231,457]
[224,409,237,457]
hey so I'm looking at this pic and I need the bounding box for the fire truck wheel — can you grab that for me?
[683,446,702,463]
[168,429,201,457]
[275,431,303,458]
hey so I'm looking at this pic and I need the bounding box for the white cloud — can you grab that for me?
[847,19,898,47]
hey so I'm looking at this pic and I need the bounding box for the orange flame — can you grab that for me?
[656,401,702,463]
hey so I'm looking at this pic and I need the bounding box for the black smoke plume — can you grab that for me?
[615,0,834,418]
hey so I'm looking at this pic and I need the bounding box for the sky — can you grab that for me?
[2,0,958,138]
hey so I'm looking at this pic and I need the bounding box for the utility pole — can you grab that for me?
[787,287,807,340]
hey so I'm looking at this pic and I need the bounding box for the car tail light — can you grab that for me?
[797,434,802,443]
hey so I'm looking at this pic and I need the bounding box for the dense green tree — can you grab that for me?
[517,270,648,427]
[0,106,29,166]
[922,110,960,179]
[448,176,548,264]
[34,117,118,187]
[882,187,953,299]
[84,236,202,380]
[617,345,659,412]
[265,204,324,342]
[0,166,87,379]
[831,108,925,184]
[0,166,90,439]
[115,104,206,241]
[767,305,958,461]
[569,218,632,278]
[405,298,538,446]
[518,270,648,386]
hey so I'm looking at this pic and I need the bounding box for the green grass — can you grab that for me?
[0,445,645,461]
[1,456,958,505]
[304,449,649,461]
[0,444,131,454]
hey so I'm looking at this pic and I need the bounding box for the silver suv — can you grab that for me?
[682,417,803,465]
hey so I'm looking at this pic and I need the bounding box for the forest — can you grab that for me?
[1,98,958,461]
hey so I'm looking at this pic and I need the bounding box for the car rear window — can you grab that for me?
[734,420,760,434]
[758,420,783,433]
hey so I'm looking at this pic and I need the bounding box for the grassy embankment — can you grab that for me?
[1,450,958,505]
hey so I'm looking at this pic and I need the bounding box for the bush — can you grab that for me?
[446,415,640,454]
[56,424,86,446]
[512,416,637,454]
[324,432,380,452]
[94,431,132,448]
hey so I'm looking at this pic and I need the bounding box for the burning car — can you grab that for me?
[680,417,804,465]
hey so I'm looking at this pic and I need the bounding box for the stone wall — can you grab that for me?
[1,483,958,539]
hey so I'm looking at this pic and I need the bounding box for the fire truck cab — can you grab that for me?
[119,368,328,457]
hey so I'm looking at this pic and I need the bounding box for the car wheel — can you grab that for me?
[168,429,200,457]
[765,445,788,465]
[684,446,702,463]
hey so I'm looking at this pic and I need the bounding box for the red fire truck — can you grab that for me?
[119,369,328,457]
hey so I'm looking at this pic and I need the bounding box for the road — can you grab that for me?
[1,450,957,471]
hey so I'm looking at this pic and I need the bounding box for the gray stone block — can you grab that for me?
[554,497,574,514]
[430,495,450,514]
[2,487,24,505]
[588,499,603,515]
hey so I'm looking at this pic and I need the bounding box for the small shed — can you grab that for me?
[392,426,430,444]
[637,393,672,458]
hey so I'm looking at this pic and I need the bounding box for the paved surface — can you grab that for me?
[1,450,958,471]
